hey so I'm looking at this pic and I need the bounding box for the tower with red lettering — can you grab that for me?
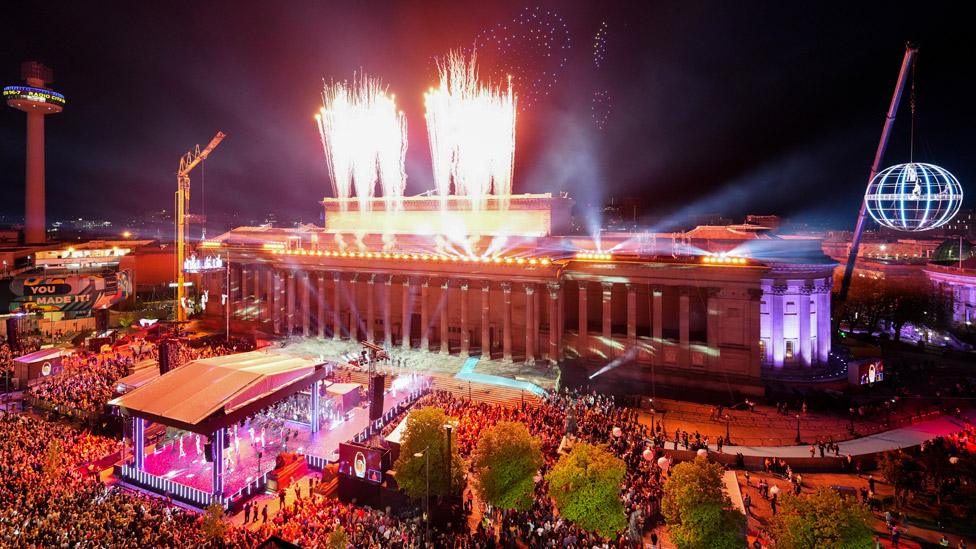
[4,62,65,244]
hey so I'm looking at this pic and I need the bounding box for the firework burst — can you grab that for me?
[425,51,517,208]
[316,74,407,212]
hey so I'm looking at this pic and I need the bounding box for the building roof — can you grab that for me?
[109,350,325,432]
[14,347,64,364]
[684,225,774,240]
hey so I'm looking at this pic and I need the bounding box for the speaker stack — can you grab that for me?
[5,317,19,353]
[158,340,179,375]
[368,374,386,421]
[95,308,110,332]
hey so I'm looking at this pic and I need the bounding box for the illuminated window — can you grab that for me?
[758,339,768,364]
[785,340,795,361]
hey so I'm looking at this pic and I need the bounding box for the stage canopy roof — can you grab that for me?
[109,350,328,434]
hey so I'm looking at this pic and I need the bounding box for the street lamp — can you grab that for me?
[794,414,801,444]
[443,423,454,497]
[414,447,430,547]
[724,414,731,444]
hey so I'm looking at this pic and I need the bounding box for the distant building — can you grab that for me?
[924,239,976,326]
[745,214,781,230]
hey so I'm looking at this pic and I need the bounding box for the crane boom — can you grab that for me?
[839,45,916,302]
[176,131,225,323]
[179,131,226,177]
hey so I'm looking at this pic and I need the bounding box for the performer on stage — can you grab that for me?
[179,434,186,458]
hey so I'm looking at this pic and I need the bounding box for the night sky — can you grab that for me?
[1,1,973,230]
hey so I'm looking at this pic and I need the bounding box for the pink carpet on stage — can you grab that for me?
[140,376,425,495]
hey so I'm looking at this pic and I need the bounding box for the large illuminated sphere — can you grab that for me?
[864,163,963,232]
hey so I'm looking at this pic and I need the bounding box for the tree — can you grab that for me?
[200,502,229,541]
[545,442,627,539]
[881,281,935,342]
[769,488,872,549]
[393,406,464,500]
[879,450,922,507]
[661,456,744,549]
[471,421,543,511]
[44,439,63,476]
[326,525,350,549]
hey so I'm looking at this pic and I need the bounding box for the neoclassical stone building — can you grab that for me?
[196,196,835,394]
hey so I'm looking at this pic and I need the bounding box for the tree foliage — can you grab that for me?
[44,439,63,476]
[661,456,745,549]
[471,421,543,511]
[769,488,872,549]
[879,450,923,507]
[393,406,464,500]
[200,502,229,541]
[326,525,350,549]
[840,277,950,340]
[545,442,627,539]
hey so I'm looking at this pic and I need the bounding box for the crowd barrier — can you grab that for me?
[119,464,216,508]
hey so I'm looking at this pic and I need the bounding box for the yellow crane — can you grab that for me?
[175,131,225,322]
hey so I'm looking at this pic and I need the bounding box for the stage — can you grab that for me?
[138,374,428,496]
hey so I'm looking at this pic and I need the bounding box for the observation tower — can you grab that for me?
[4,61,65,244]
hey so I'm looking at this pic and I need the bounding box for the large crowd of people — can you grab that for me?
[3,381,667,547]
[27,350,132,413]
[24,337,254,415]
[1,334,43,382]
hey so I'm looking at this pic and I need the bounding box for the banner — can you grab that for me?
[0,270,131,319]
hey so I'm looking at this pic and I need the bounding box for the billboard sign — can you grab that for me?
[0,270,131,318]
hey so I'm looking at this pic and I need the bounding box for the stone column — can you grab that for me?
[301,271,311,337]
[348,276,358,341]
[272,271,282,334]
[770,284,786,367]
[481,282,491,358]
[557,283,565,361]
[420,279,430,351]
[440,281,450,355]
[252,267,261,321]
[366,275,376,343]
[548,283,560,364]
[652,286,663,345]
[602,282,613,357]
[502,282,513,361]
[332,273,342,340]
[401,278,411,349]
[817,282,832,363]
[748,288,764,376]
[578,282,588,358]
[286,271,296,335]
[525,283,536,363]
[626,284,637,348]
[239,265,248,320]
[798,284,812,367]
[679,287,690,366]
[460,281,470,357]
[706,288,720,367]
[269,270,279,334]
[317,273,326,338]
[383,277,393,348]
[263,269,272,324]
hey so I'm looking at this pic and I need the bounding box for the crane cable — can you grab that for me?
[909,55,917,164]
[201,156,206,241]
